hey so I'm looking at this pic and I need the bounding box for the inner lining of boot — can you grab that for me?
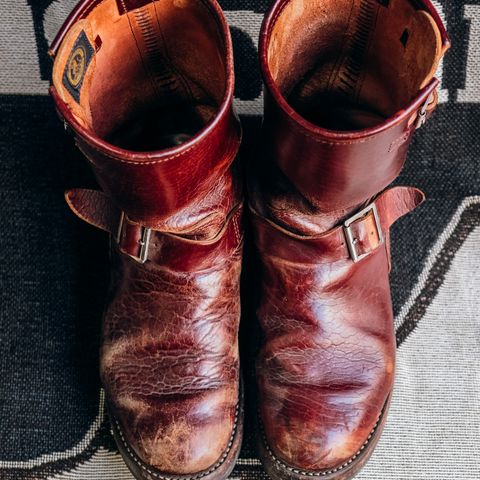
[52,0,227,151]
[267,0,443,130]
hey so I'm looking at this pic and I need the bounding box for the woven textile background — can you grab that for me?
[1,1,480,479]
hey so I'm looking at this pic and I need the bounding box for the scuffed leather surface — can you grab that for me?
[257,247,394,471]
[51,0,243,476]
[253,0,448,474]
[101,230,242,474]
[253,187,423,471]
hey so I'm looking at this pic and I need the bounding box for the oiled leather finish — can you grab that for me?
[52,89,241,228]
[261,83,437,213]
[103,212,242,475]
[253,187,422,472]
[50,0,243,477]
[253,0,449,476]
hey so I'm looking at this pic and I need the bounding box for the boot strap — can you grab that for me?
[65,189,242,265]
[251,186,425,264]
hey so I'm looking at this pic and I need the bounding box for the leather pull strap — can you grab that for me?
[251,186,425,265]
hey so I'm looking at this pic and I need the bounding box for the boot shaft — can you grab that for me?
[50,0,241,231]
[258,0,449,215]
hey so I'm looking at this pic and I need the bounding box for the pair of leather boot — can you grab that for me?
[49,1,449,479]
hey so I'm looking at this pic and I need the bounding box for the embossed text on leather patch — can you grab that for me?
[62,31,94,103]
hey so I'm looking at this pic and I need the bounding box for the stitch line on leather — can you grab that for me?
[118,0,158,102]
[133,7,179,95]
[355,0,381,102]
[388,130,411,152]
[325,0,356,94]
[277,89,432,146]
[336,0,379,102]
[151,1,198,103]
[114,403,240,479]
[78,137,239,166]
[233,213,241,244]
[282,114,383,145]
[260,402,386,477]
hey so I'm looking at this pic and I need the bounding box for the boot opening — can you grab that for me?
[266,0,443,130]
[52,0,227,151]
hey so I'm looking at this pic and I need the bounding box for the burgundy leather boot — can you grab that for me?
[49,1,243,479]
[251,1,449,479]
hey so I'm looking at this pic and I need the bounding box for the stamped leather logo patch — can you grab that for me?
[63,31,94,103]
[67,46,86,88]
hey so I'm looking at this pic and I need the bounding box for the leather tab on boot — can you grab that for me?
[65,189,120,234]
[65,188,154,263]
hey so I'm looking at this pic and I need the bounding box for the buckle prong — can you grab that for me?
[116,212,126,244]
[343,203,384,263]
[116,212,152,264]
[137,227,152,264]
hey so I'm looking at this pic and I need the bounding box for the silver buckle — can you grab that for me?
[116,212,152,264]
[343,203,384,263]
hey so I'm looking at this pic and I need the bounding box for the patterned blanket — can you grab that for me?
[0,1,479,479]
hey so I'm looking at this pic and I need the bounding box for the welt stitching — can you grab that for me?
[115,403,240,480]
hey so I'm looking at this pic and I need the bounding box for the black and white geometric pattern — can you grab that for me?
[0,1,479,479]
